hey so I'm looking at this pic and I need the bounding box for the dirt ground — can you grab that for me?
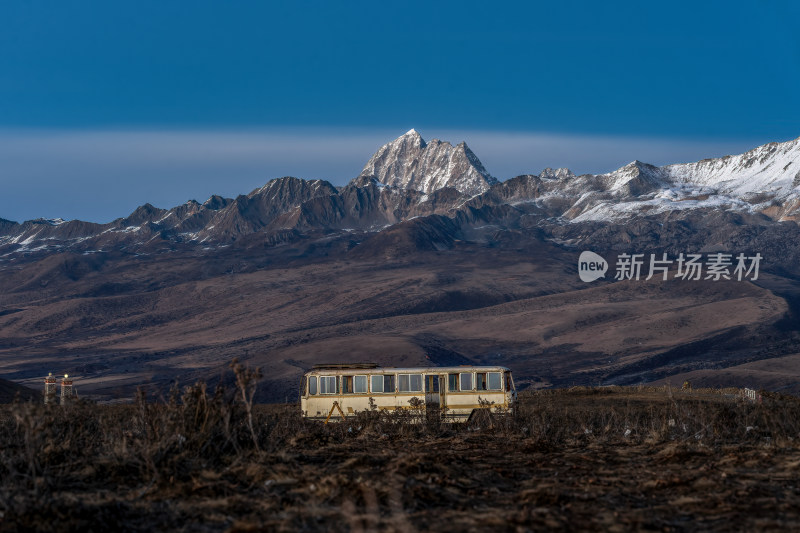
[1,387,799,532]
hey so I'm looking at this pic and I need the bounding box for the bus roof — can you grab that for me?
[312,363,379,370]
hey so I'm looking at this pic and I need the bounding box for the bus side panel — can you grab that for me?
[442,390,510,422]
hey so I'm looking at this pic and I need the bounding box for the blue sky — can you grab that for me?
[1,1,799,223]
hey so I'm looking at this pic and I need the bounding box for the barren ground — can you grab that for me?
[1,386,798,532]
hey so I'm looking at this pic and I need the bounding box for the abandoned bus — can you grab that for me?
[300,364,516,423]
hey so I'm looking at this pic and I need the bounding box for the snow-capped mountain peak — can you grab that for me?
[359,130,497,196]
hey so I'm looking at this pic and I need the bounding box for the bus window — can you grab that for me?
[342,376,354,394]
[371,375,383,393]
[308,376,318,395]
[384,375,396,393]
[488,372,502,390]
[459,373,473,391]
[354,375,367,393]
[399,374,422,392]
[476,373,488,390]
[319,376,337,394]
[448,373,458,392]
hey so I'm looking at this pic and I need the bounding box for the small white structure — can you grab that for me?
[300,364,517,423]
[44,373,57,404]
[60,374,75,405]
[743,387,761,403]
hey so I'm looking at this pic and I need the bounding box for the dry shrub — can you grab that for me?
[1,377,799,531]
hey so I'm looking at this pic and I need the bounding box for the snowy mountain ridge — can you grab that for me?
[2,130,800,258]
[544,135,800,222]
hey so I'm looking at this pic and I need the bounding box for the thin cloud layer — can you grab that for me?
[0,128,771,224]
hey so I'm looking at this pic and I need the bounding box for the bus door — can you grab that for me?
[425,374,440,413]
[439,374,447,410]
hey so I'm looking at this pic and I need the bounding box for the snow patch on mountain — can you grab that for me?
[540,168,575,180]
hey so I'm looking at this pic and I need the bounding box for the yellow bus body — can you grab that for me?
[300,364,516,423]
